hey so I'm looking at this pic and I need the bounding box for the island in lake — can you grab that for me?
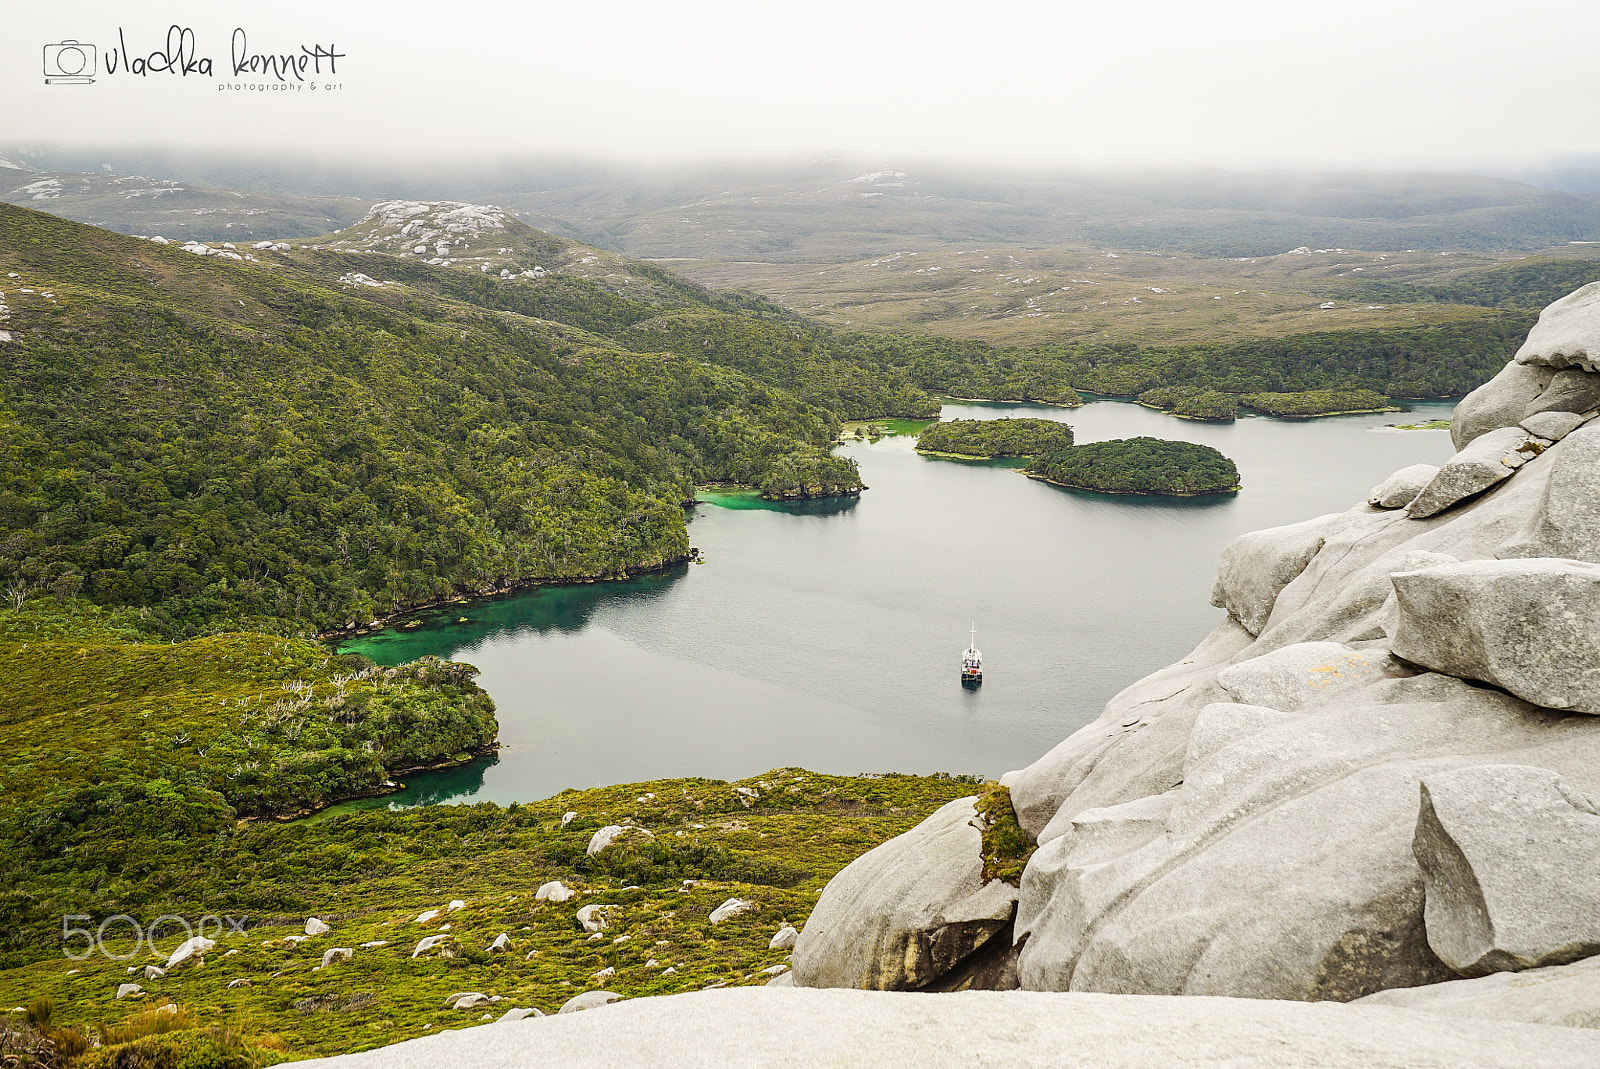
[915,417,1075,458]
[1028,437,1241,496]
[1139,385,1398,422]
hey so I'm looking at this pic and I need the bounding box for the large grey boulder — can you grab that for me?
[1391,558,1600,714]
[1515,281,1600,373]
[1408,426,1545,519]
[1523,368,1600,420]
[1367,464,1439,510]
[791,797,1017,990]
[1214,641,1391,712]
[286,987,1600,1069]
[1414,765,1600,974]
[1356,951,1600,1029]
[1451,360,1553,449]
[1014,673,1568,1000]
[1209,514,1340,634]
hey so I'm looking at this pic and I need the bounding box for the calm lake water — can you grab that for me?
[334,399,1457,810]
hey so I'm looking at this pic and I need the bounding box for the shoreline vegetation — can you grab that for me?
[914,418,1075,459]
[1136,385,1400,422]
[1027,437,1241,497]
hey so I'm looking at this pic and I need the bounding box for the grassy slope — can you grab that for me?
[0,766,978,1060]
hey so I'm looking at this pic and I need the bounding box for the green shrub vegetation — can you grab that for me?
[1138,386,1239,421]
[1029,438,1241,496]
[1238,388,1392,417]
[854,315,1529,403]
[0,761,980,1060]
[1139,385,1394,420]
[915,418,1074,458]
[975,783,1036,886]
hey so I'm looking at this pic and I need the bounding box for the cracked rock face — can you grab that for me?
[1450,361,1552,449]
[1209,514,1340,635]
[794,284,1600,1006]
[1414,765,1600,974]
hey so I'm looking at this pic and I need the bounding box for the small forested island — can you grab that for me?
[1139,385,1396,421]
[756,452,865,500]
[1028,437,1241,496]
[1238,388,1395,418]
[915,417,1075,458]
[1139,386,1240,421]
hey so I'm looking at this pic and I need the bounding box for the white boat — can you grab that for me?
[961,624,983,686]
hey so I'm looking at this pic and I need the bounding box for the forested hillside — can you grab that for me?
[0,204,910,637]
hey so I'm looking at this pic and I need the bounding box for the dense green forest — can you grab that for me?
[915,418,1074,457]
[0,204,876,637]
[1319,256,1600,311]
[1238,388,1392,417]
[1137,385,1393,421]
[1137,386,1242,421]
[1029,438,1241,496]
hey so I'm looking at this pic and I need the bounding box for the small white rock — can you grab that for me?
[709,898,755,924]
[497,1007,544,1023]
[535,881,574,903]
[304,917,331,936]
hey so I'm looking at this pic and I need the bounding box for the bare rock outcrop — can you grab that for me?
[1392,558,1600,713]
[1414,765,1600,974]
[791,797,1018,990]
[1514,280,1600,373]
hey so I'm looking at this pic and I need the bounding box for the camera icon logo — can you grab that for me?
[44,40,97,84]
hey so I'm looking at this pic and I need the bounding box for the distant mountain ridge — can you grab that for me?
[9,147,1600,257]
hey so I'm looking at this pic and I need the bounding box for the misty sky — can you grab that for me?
[3,0,1597,171]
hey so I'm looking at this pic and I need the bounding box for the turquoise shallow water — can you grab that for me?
[334,399,1457,810]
